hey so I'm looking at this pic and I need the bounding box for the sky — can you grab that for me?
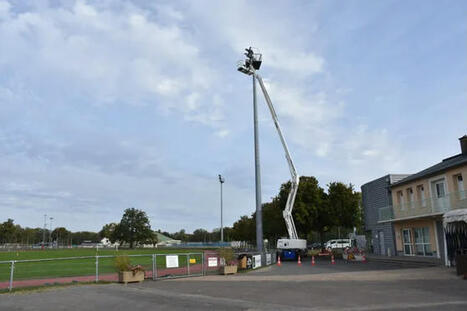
[0,0,466,233]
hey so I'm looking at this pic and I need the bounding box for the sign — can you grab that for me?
[208,257,218,267]
[166,255,179,268]
[266,253,271,265]
[189,258,196,264]
[253,255,261,269]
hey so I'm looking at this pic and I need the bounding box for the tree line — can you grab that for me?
[144,176,362,246]
[1,176,361,248]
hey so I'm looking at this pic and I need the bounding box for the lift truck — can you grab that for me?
[238,48,307,261]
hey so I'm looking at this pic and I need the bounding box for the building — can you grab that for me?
[379,136,467,265]
[362,174,410,256]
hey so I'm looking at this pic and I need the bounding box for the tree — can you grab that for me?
[114,208,154,248]
[0,219,17,244]
[51,227,71,246]
[262,201,286,245]
[231,215,255,242]
[99,223,118,242]
[275,176,330,242]
[172,229,188,242]
[327,182,361,234]
[190,228,209,242]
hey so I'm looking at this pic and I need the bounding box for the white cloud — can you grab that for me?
[0,0,224,129]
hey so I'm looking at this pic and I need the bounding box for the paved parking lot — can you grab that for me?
[1,259,466,310]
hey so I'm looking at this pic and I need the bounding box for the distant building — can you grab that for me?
[154,232,181,246]
[362,174,410,256]
[379,136,467,265]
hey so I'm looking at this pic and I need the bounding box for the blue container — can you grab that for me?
[282,250,297,260]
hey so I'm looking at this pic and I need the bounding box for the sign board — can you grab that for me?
[189,258,196,264]
[266,253,271,265]
[166,255,179,268]
[208,257,218,267]
[253,255,261,269]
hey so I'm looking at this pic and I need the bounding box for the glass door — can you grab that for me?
[402,229,413,256]
[414,227,433,256]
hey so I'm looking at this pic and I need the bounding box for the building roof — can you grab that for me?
[361,174,410,188]
[392,153,467,187]
[155,232,176,242]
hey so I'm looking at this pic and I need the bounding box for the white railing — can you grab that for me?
[378,190,467,221]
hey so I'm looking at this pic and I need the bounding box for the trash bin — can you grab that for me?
[238,255,247,269]
[455,252,467,276]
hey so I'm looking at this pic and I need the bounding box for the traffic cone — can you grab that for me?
[277,256,281,266]
[297,255,302,266]
[331,255,335,265]
[362,254,367,263]
[311,256,316,266]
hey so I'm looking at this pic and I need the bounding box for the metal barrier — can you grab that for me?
[0,251,278,292]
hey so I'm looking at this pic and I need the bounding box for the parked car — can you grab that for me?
[308,242,323,250]
[325,239,351,250]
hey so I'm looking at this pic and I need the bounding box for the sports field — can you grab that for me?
[0,248,207,283]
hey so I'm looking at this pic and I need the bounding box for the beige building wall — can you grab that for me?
[393,218,439,255]
[391,163,467,219]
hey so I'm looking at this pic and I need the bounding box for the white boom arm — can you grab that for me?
[255,74,300,240]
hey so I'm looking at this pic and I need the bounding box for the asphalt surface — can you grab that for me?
[1,258,467,310]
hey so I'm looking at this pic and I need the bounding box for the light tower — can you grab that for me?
[237,47,263,252]
[218,174,225,243]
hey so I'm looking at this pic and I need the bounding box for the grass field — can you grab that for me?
[0,248,209,282]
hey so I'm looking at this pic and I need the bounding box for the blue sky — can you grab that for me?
[0,0,466,233]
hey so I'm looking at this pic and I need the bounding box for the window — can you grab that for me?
[407,188,414,208]
[402,229,412,255]
[397,191,404,209]
[417,185,426,207]
[413,227,432,256]
[455,174,465,200]
[435,182,445,198]
[431,179,449,211]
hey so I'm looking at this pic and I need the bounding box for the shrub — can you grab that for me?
[218,248,236,265]
[308,249,320,256]
[114,255,131,272]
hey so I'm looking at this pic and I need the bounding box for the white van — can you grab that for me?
[325,239,351,250]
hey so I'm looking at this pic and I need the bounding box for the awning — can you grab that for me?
[443,209,467,234]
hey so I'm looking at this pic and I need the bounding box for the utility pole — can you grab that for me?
[43,214,47,249]
[218,174,225,243]
[49,217,53,247]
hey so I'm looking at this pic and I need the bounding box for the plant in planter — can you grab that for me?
[218,248,238,275]
[115,255,145,284]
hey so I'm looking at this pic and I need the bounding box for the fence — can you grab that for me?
[0,250,277,292]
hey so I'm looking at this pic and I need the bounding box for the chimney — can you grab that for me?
[460,135,467,155]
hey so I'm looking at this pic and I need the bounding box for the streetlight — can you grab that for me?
[42,214,47,249]
[237,47,263,252]
[218,174,225,243]
[49,217,54,248]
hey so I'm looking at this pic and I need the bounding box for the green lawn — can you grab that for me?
[0,248,208,282]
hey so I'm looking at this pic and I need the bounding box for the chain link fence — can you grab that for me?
[0,250,277,292]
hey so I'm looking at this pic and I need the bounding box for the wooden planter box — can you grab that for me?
[220,265,238,275]
[118,271,145,284]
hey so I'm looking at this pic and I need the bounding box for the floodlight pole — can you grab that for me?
[252,74,263,252]
[218,174,225,243]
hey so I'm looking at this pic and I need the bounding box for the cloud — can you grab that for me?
[0,0,226,130]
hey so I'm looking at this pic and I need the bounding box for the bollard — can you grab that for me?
[187,254,190,276]
[9,261,15,292]
[95,256,99,282]
[152,254,156,280]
